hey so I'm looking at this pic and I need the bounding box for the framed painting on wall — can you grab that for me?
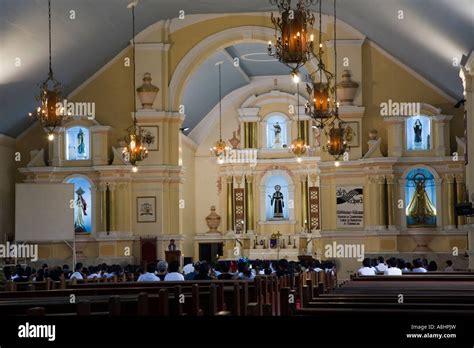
[140,126,159,151]
[137,196,156,223]
[343,121,359,147]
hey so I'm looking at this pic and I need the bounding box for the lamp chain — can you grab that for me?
[48,0,52,77]
[132,5,137,124]
[219,63,222,140]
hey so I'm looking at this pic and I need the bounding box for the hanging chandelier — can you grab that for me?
[304,0,335,129]
[28,0,68,141]
[290,79,309,158]
[304,0,347,159]
[210,61,230,158]
[268,0,316,75]
[122,1,149,167]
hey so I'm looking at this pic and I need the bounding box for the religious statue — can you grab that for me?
[269,185,284,219]
[414,119,422,145]
[273,122,282,146]
[168,239,177,251]
[77,129,85,155]
[74,187,87,232]
[406,173,436,224]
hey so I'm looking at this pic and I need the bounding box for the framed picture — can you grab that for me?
[140,126,159,151]
[137,196,156,223]
[343,121,359,147]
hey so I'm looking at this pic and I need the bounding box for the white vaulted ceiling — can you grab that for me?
[0,0,472,136]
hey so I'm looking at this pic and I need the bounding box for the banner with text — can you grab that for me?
[336,186,364,228]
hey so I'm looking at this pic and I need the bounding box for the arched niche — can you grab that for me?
[263,112,290,149]
[398,165,442,229]
[259,169,295,223]
[64,174,96,235]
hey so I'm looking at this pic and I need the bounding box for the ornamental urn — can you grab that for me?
[336,70,359,106]
[136,72,159,109]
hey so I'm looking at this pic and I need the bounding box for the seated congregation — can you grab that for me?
[357,256,456,276]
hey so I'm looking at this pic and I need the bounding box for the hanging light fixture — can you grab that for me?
[210,61,230,157]
[122,1,149,167]
[268,0,316,76]
[324,0,347,160]
[28,0,68,141]
[290,79,309,158]
[304,0,334,129]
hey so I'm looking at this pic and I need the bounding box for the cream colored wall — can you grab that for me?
[180,135,197,257]
[0,135,16,242]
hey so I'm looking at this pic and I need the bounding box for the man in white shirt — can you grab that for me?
[137,264,160,282]
[70,263,84,280]
[358,258,376,276]
[164,261,185,281]
[412,259,427,273]
[384,257,402,276]
[375,256,387,273]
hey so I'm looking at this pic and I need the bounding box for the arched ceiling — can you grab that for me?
[0,0,472,137]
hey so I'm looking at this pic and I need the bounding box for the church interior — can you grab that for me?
[0,0,473,344]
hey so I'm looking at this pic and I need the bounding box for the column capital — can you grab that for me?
[386,174,395,184]
[444,173,456,184]
[455,173,465,183]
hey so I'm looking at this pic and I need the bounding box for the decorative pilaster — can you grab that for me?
[386,175,395,227]
[455,174,466,226]
[226,177,234,232]
[300,174,309,229]
[445,174,456,228]
[108,183,117,231]
[245,175,254,232]
[432,115,453,157]
[383,117,404,157]
[377,175,387,228]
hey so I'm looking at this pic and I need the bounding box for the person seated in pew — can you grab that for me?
[411,258,427,273]
[370,258,378,273]
[276,259,290,277]
[34,268,45,282]
[62,264,70,279]
[183,262,195,277]
[49,267,64,281]
[444,260,454,272]
[358,258,376,276]
[375,256,387,273]
[384,257,402,275]
[137,263,160,282]
[156,261,168,281]
[427,261,438,272]
[397,259,410,273]
[406,262,413,272]
[233,259,256,280]
[87,266,101,280]
[164,261,185,281]
[194,261,213,280]
[217,261,234,280]
[70,263,84,280]
[184,262,200,280]
[311,259,323,272]
[12,267,28,282]
[422,258,429,270]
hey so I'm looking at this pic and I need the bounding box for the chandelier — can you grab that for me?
[28,0,68,141]
[290,79,309,158]
[122,1,149,167]
[305,0,347,159]
[268,0,316,75]
[210,61,230,157]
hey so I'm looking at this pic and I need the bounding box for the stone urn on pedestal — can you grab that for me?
[206,206,221,234]
[336,70,359,106]
[136,72,160,109]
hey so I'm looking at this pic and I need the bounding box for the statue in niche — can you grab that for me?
[77,129,85,156]
[413,119,422,145]
[74,187,88,232]
[269,185,284,219]
[406,173,436,224]
[273,122,282,146]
